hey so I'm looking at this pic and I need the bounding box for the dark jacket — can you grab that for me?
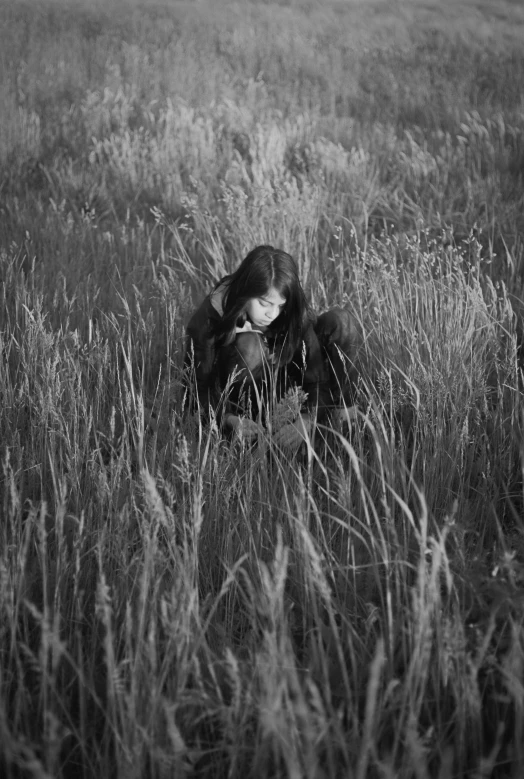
[184,285,332,422]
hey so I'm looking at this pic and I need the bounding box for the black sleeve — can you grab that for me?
[184,306,219,416]
[299,324,333,419]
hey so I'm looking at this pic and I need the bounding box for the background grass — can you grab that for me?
[1,0,524,776]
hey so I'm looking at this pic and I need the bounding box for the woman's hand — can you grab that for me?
[225,414,259,440]
[272,414,312,449]
[330,406,359,427]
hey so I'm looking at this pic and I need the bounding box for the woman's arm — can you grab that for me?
[300,324,333,418]
[184,301,220,416]
[186,304,260,433]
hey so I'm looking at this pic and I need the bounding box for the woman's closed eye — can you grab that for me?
[261,299,284,310]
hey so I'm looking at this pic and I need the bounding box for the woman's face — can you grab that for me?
[245,287,286,328]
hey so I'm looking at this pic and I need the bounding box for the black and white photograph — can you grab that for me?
[1,0,523,776]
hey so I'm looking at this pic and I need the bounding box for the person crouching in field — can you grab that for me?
[184,244,361,448]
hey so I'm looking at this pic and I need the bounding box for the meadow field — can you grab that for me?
[1,0,524,776]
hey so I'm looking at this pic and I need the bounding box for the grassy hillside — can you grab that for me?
[1,0,524,776]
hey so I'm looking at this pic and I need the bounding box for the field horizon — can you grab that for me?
[1,0,524,777]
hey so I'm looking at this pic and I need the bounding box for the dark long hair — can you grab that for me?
[214,245,311,364]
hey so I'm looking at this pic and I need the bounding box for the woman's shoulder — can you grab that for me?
[187,292,222,336]
[189,276,231,320]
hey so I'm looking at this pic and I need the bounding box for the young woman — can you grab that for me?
[184,245,361,444]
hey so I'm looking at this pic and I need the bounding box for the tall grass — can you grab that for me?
[1,228,523,776]
[1,0,524,776]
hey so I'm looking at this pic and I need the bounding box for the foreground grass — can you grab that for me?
[1,0,524,776]
[1,234,523,777]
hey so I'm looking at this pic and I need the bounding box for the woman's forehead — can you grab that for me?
[262,287,286,304]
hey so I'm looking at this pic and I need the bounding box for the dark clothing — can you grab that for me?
[184,290,361,424]
[185,293,224,414]
[315,307,362,407]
